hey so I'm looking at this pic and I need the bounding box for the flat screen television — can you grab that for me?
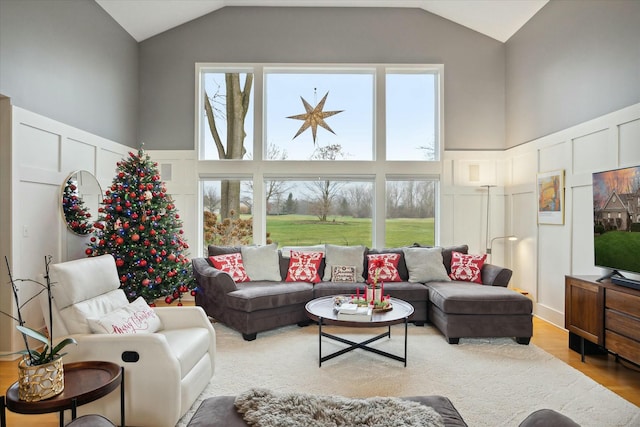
[592,165,640,289]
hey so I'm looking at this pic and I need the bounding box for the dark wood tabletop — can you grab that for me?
[305,295,414,327]
[4,361,122,415]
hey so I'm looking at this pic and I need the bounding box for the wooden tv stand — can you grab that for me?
[565,275,640,365]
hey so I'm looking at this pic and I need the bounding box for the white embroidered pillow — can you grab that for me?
[449,251,486,284]
[87,296,162,334]
[209,253,250,282]
[285,251,323,283]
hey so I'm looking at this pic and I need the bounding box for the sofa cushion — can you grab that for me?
[322,244,366,282]
[441,245,469,275]
[87,296,163,334]
[366,253,401,284]
[208,245,242,257]
[227,282,314,312]
[241,244,282,281]
[367,247,414,281]
[448,251,486,284]
[209,253,250,283]
[375,281,429,302]
[427,282,532,315]
[285,251,323,283]
[403,247,451,283]
[312,281,364,298]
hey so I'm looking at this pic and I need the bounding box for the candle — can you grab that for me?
[380,282,384,300]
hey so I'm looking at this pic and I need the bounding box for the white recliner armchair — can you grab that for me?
[41,254,216,427]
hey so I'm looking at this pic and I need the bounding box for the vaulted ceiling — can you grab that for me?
[96,0,549,43]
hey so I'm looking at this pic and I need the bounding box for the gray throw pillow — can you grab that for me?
[322,244,366,282]
[402,247,451,283]
[241,243,282,281]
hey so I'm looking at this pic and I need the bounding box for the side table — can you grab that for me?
[1,361,124,427]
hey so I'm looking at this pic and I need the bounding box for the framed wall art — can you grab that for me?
[537,169,565,225]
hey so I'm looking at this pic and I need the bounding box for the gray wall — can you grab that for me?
[0,0,139,146]
[506,0,640,148]
[139,7,506,151]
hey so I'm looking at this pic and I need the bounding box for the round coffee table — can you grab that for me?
[305,295,414,367]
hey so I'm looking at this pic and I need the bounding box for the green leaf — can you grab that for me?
[16,325,49,346]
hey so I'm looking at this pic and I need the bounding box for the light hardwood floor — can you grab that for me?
[1,316,638,426]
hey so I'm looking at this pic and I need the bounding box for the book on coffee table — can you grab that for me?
[337,305,372,322]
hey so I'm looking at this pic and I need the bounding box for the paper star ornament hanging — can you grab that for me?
[287,91,343,144]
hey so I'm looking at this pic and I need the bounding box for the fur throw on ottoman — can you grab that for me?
[234,388,445,427]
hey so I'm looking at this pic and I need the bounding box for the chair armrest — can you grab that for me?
[64,333,181,378]
[481,263,513,287]
[154,305,212,329]
[192,258,238,294]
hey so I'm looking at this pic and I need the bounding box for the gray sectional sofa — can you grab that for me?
[192,244,533,343]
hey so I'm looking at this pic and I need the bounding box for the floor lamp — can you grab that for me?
[487,235,518,262]
[482,184,496,254]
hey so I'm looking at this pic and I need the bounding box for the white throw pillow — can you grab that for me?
[322,244,366,282]
[241,243,282,281]
[402,247,451,283]
[87,296,163,334]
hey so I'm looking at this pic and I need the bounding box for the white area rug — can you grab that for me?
[178,322,640,427]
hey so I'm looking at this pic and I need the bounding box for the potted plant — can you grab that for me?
[2,255,77,401]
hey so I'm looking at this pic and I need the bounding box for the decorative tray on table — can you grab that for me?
[332,295,393,313]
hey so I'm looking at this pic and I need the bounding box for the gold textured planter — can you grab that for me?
[17,357,65,402]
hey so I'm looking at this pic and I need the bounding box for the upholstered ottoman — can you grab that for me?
[427,282,533,344]
[186,395,468,427]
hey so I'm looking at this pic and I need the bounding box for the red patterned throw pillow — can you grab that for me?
[449,251,486,284]
[366,253,401,284]
[286,251,323,283]
[209,253,250,283]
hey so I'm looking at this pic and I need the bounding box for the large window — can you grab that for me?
[197,64,442,253]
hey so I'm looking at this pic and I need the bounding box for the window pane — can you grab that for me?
[202,179,254,250]
[265,71,373,161]
[386,72,436,161]
[385,180,436,247]
[200,72,254,160]
[266,179,373,247]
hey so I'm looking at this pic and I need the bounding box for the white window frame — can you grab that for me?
[194,63,444,255]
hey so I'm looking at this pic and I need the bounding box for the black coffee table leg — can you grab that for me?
[404,316,408,367]
[318,317,323,367]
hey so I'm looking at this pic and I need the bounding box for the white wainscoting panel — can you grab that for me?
[571,185,599,275]
[16,123,60,173]
[511,191,537,298]
[63,138,97,174]
[3,106,131,354]
[539,141,569,173]
[506,103,640,328]
[619,118,640,165]
[510,151,537,187]
[572,129,613,174]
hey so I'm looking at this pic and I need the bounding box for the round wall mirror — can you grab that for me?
[61,170,102,235]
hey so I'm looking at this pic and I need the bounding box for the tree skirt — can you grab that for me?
[234,388,445,427]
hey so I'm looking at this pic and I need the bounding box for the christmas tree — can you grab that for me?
[62,178,93,234]
[86,148,194,305]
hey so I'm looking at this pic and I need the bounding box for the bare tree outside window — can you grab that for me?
[204,72,253,219]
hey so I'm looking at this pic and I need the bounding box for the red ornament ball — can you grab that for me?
[164,296,172,304]
[85,248,93,255]
[116,237,124,245]
[116,259,125,267]
[131,233,140,242]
